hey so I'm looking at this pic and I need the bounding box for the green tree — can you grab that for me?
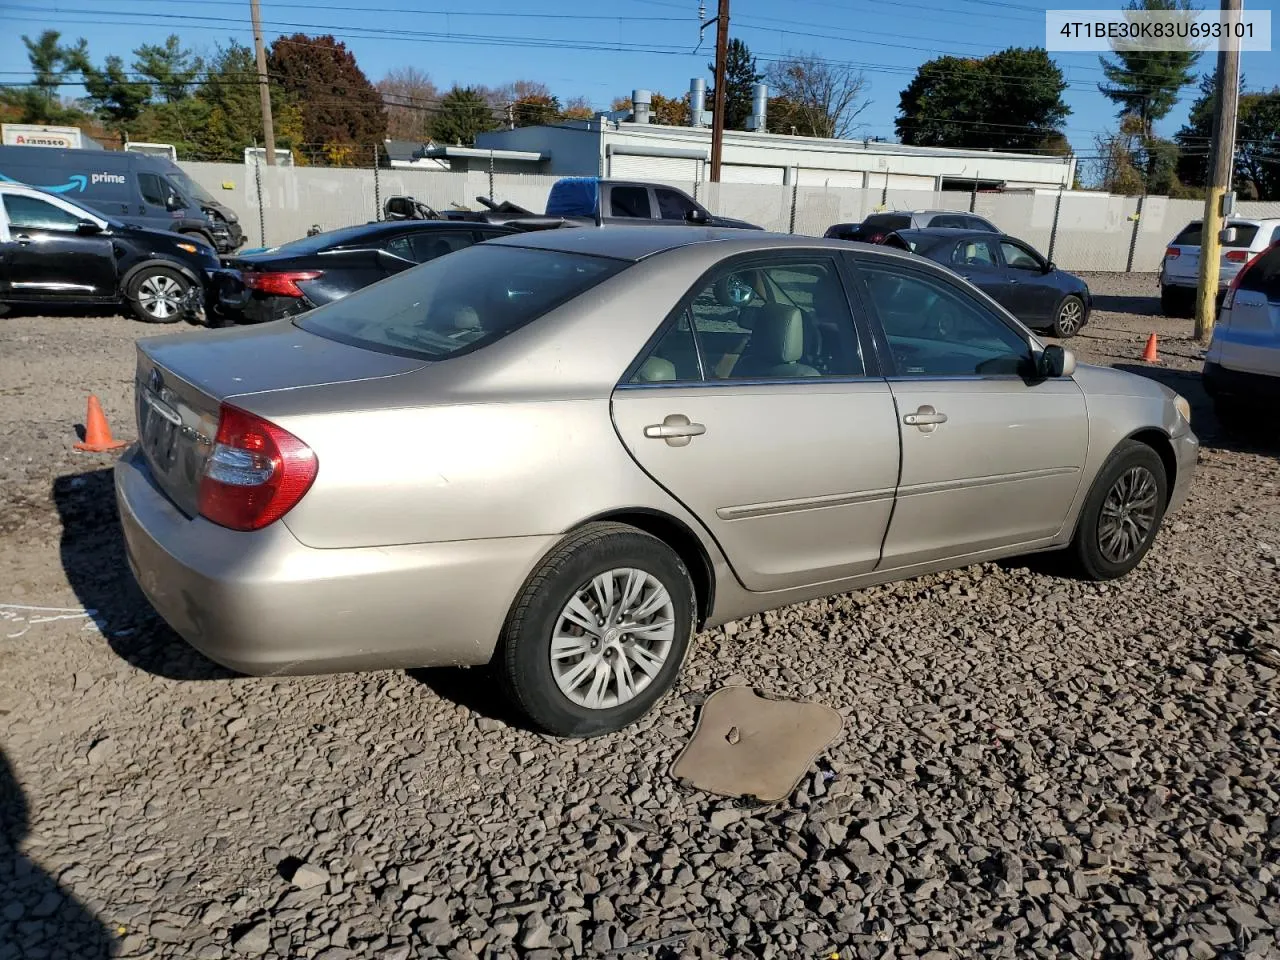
[430,86,497,145]
[708,38,760,131]
[897,47,1069,151]
[133,35,203,103]
[0,31,91,125]
[177,41,300,161]
[1176,74,1280,200]
[1098,0,1200,136]
[81,54,152,133]
[267,34,386,162]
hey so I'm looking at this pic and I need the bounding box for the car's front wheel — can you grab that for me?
[497,523,695,737]
[1069,440,1168,580]
[1051,294,1086,338]
[128,267,191,324]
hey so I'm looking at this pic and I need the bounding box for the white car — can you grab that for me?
[1160,218,1280,317]
[1203,240,1280,426]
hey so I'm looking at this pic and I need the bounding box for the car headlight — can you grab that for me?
[1174,394,1191,426]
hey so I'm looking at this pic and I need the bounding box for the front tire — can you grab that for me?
[497,523,695,737]
[128,267,191,324]
[1051,294,1086,339]
[1068,440,1168,580]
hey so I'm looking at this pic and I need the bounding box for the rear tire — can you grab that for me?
[1159,285,1188,318]
[1051,295,1086,339]
[1068,440,1168,581]
[128,267,191,324]
[497,523,695,737]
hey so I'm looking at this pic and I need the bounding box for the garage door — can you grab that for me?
[608,153,702,186]
[796,168,866,189]
[721,164,786,185]
[885,173,936,190]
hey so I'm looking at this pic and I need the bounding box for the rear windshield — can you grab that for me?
[1239,244,1280,298]
[298,245,626,360]
[861,214,911,234]
[1173,221,1259,248]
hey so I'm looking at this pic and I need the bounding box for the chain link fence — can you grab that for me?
[181,159,1280,272]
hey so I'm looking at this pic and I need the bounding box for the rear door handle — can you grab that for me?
[903,405,948,433]
[644,414,706,447]
[14,234,31,245]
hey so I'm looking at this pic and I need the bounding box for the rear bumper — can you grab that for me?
[1202,360,1280,401]
[114,446,555,675]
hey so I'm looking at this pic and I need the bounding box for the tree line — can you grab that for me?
[1,5,1276,200]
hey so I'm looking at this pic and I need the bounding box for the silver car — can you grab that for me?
[117,227,1199,737]
[1160,217,1280,317]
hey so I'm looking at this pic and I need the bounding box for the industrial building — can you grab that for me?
[454,81,1076,193]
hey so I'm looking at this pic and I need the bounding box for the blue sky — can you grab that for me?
[2,0,1277,157]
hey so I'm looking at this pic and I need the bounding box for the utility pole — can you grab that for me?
[250,0,277,166]
[1194,0,1242,341]
[708,0,729,182]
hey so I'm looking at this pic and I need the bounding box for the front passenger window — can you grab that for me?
[862,265,1030,377]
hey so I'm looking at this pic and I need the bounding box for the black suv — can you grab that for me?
[0,183,224,323]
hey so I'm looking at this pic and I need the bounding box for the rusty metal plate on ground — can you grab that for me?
[671,686,842,803]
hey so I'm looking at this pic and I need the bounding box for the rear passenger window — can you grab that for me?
[610,187,652,219]
[629,258,864,383]
[930,215,967,228]
[408,232,473,263]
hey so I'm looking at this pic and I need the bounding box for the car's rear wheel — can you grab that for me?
[497,523,695,737]
[1051,295,1085,338]
[1069,440,1168,580]
[128,267,190,324]
[1159,285,1189,318]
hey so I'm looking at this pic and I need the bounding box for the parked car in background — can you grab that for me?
[217,220,518,323]
[830,210,1000,245]
[882,228,1090,338]
[0,144,245,253]
[0,182,222,323]
[1203,240,1280,427]
[117,226,1196,737]
[1159,218,1280,317]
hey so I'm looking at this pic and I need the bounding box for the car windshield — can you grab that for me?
[298,245,626,361]
[169,171,218,206]
[251,224,389,257]
[1173,222,1259,248]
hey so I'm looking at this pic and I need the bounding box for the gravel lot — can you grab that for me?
[2,273,1278,960]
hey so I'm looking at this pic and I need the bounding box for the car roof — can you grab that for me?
[488,223,923,263]
[1176,218,1280,228]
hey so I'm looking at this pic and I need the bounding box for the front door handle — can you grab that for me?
[903,405,948,433]
[644,414,706,447]
[14,234,31,245]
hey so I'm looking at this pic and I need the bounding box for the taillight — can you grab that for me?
[1213,248,1264,312]
[198,404,318,531]
[869,233,885,243]
[244,270,321,298]
[1165,247,1180,259]
[1225,250,1248,263]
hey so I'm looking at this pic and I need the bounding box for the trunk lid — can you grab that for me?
[134,321,425,516]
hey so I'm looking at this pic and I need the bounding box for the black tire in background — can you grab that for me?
[1051,294,1086,339]
[1068,439,1169,581]
[497,522,696,737]
[127,266,191,324]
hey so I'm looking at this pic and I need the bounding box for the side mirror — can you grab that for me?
[75,219,102,235]
[1040,344,1076,378]
[165,194,184,212]
[1219,227,1238,244]
[685,208,710,225]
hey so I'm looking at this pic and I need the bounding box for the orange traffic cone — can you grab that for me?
[1141,333,1160,363]
[74,395,130,452]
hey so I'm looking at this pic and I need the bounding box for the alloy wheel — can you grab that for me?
[1057,298,1083,336]
[138,274,184,320]
[1097,465,1159,564]
[549,568,675,710]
